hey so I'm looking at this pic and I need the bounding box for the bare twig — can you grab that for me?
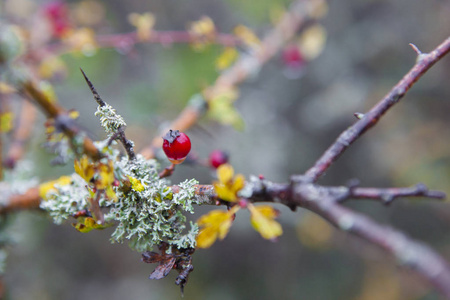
[97,30,240,49]
[351,183,446,204]
[304,36,450,182]
[0,187,40,214]
[20,80,102,160]
[80,69,136,161]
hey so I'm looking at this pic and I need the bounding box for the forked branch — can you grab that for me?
[304,36,450,182]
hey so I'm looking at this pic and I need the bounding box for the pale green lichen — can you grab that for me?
[39,174,89,225]
[94,104,127,136]
[40,153,200,252]
[40,101,200,252]
[104,155,199,252]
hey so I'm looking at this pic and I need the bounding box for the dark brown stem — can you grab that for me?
[81,69,136,161]
[158,164,175,179]
[20,80,102,160]
[304,36,450,182]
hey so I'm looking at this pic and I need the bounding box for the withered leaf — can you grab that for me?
[149,257,176,280]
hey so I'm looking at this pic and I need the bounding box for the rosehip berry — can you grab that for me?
[282,44,304,68]
[162,130,191,164]
[209,149,229,169]
[43,1,71,38]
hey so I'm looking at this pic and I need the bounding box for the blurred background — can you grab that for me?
[1,0,450,299]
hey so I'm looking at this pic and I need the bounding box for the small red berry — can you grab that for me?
[162,130,191,164]
[209,149,229,169]
[282,44,304,68]
[43,1,71,38]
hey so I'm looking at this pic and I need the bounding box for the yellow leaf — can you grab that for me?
[214,183,237,202]
[196,226,220,249]
[215,47,238,70]
[105,186,118,202]
[189,16,215,38]
[298,24,327,61]
[73,217,111,233]
[38,56,67,79]
[96,161,115,189]
[231,174,245,192]
[188,16,216,51]
[0,112,14,133]
[196,208,238,248]
[39,176,72,199]
[74,155,95,183]
[128,176,145,192]
[39,81,58,103]
[234,25,260,49]
[254,205,279,219]
[0,82,16,94]
[213,164,246,202]
[73,1,106,26]
[64,28,97,56]
[217,163,234,183]
[128,12,155,41]
[248,204,283,240]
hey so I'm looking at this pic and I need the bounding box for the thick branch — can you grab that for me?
[304,36,450,182]
[307,198,450,297]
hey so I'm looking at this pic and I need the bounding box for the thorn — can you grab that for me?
[381,194,394,205]
[409,43,422,55]
[346,178,360,189]
[80,68,106,107]
[354,112,364,120]
[415,183,428,194]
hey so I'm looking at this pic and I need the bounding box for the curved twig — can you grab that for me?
[304,37,450,182]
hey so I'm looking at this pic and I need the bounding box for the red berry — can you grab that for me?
[44,1,67,19]
[43,1,71,38]
[162,130,191,164]
[282,44,304,68]
[209,150,229,169]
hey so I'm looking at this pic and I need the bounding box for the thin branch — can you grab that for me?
[140,0,325,159]
[0,187,40,214]
[80,69,136,161]
[80,68,106,107]
[30,30,241,63]
[97,30,241,49]
[304,36,450,182]
[4,100,37,168]
[20,80,102,160]
[350,183,446,204]
[158,164,175,179]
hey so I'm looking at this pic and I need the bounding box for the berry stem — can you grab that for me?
[159,163,176,179]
